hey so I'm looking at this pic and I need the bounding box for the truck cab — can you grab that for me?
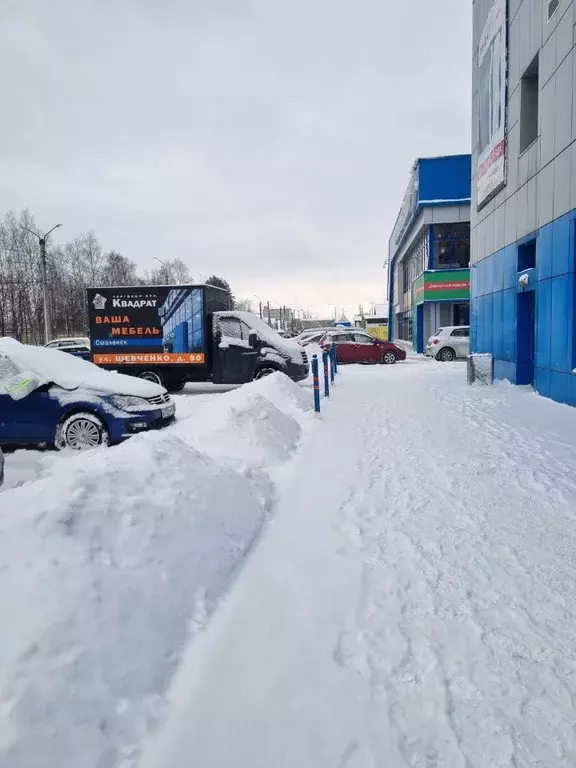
[214,312,309,382]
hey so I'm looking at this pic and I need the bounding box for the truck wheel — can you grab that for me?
[254,366,279,380]
[56,412,109,450]
[166,380,186,393]
[138,370,163,386]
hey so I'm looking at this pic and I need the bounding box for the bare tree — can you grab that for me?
[235,297,253,312]
[0,210,243,342]
[100,251,140,286]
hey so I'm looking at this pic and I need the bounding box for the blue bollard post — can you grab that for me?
[329,344,335,383]
[331,343,338,375]
[322,349,330,397]
[312,355,321,413]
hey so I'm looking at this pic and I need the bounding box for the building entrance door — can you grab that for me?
[516,291,535,385]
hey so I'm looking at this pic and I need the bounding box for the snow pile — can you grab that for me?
[0,338,164,397]
[240,371,313,419]
[0,372,319,768]
[171,373,312,467]
[0,430,272,768]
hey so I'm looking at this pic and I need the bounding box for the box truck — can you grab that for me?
[87,284,309,391]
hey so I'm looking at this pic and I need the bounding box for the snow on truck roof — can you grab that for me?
[87,283,229,293]
[0,338,165,397]
[223,311,303,350]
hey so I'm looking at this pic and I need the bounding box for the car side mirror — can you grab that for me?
[2,372,44,401]
[248,330,259,349]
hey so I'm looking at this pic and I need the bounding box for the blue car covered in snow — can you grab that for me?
[0,338,176,450]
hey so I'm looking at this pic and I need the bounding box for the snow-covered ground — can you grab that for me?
[0,373,313,768]
[140,359,576,768]
[6,357,576,768]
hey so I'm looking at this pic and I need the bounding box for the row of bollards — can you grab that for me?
[311,345,338,413]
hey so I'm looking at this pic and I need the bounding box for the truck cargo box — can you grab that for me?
[87,284,232,388]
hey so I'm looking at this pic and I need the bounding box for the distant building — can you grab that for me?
[388,155,472,351]
[355,304,389,340]
[300,318,336,331]
[471,0,576,405]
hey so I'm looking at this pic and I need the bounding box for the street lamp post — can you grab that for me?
[21,223,62,344]
[252,293,264,320]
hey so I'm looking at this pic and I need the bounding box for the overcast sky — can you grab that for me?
[0,0,471,319]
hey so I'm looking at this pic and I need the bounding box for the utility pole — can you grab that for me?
[259,301,263,319]
[267,301,272,326]
[22,222,62,344]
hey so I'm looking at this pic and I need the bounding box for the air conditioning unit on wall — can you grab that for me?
[548,0,560,21]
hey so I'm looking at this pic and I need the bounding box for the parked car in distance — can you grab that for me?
[45,336,90,349]
[295,328,340,346]
[425,326,470,361]
[45,337,91,360]
[0,338,176,450]
[320,331,406,365]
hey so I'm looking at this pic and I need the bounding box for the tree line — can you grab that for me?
[0,209,244,344]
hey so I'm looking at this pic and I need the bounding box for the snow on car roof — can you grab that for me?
[46,336,89,344]
[0,338,165,397]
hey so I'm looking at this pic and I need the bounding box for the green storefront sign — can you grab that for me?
[413,269,470,304]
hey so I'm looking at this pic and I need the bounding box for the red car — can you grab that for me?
[320,331,406,365]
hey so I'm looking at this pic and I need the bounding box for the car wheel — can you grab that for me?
[138,370,163,386]
[57,412,109,450]
[437,347,456,362]
[381,351,397,365]
[254,366,278,380]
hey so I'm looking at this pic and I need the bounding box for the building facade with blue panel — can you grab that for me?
[471,0,576,405]
[388,155,472,352]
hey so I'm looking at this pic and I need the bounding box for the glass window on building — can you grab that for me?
[453,303,470,326]
[436,241,452,268]
[397,311,412,342]
[400,230,429,293]
[431,223,470,269]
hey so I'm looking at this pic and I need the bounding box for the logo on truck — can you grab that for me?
[112,298,158,308]
[92,293,107,310]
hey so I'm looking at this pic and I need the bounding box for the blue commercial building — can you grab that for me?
[471,0,576,404]
[388,155,472,352]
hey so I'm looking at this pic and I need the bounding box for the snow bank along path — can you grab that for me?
[141,360,576,768]
[0,373,313,768]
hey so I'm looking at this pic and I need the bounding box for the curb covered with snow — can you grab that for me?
[0,373,314,768]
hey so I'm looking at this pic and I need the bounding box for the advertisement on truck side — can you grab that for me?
[87,286,206,366]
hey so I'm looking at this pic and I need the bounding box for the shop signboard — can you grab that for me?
[414,270,470,303]
[476,0,507,208]
[87,285,206,366]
